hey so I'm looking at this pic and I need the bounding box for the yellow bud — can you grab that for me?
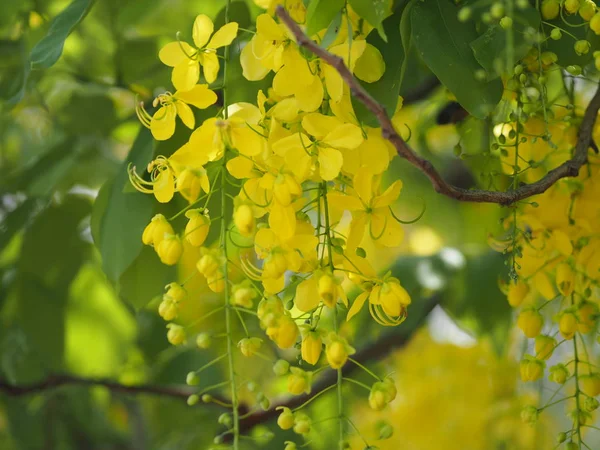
[369,385,388,411]
[577,301,598,334]
[258,296,285,327]
[207,271,225,293]
[238,337,262,357]
[519,356,545,382]
[591,13,600,34]
[158,298,178,321]
[326,340,348,369]
[263,252,288,279]
[541,0,560,19]
[580,373,600,397]
[166,323,186,345]
[507,281,529,307]
[157,234,183,266]
[301,331,322,365]
[164,282,186,302]
[534,335,556,360]
[196,333,211,349]
[232,281,257,308]
[276,407,295,430]
[556,263,575,296]
[517,309,543,338]
[318,274,337,308]
[549,364,569,384]
[559,311,578,340]
[143,214,174,247]
[565,0,581,13]
[520,405,538,425]
[197,250,220,277]
[292,412,311,435]
[287,367,312,395]
[580,0,597,20]
[234,204,256,237]
[184,209,210,247]
[271,315,299,349]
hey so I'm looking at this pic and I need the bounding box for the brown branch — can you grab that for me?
[234,295,440,436]
[276,6,600,206]
[0,374,221,403]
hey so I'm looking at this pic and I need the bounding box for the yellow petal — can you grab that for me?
[354,43,385,83]
[269,203,296,241]
[201,52,220,84]
[263,275,285,294]
[295,74,324,112]
[150,106,176,141]
[256,13,286,41]
[272,65,297,97]
[330,39,366,70]
[344,128,391,175]
[322,123,364,149]
[255,227,278,255]
[347,212,367,250]
[327,193,363,212]
[207,22,239,48]
[373,211,404,247]
[353,167,373,204]
[318,147,343,181]
[172,60,200,92]
[241,40,270,81]
[302,113,342,139]
[193,14,214,48]
[347,291,369,321]
[175,84,217,109]
[227,156,255,179]
[154,170,175,203]
[272,132,311,156]
[372,180,402,208]
[295,277,320,312]
[231,125,265,157]
[175,102,194,129]
[284,147,312,182]
[270,98,299,122]
[159,41,194,67]
[324,65,344,103]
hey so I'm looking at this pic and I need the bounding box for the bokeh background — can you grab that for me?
[0,0,590,448]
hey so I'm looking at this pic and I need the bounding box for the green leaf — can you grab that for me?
[543,16,600,67]
[306,0,345,37]
[0,199,43,252]
[352,7,404,126]
[0,39,30,106]
[30,0,95,69]
[411,0,503,119]
[348,0,389,39]
[97,129,155,282]
[321,11,343,49]
[470,7,540,77]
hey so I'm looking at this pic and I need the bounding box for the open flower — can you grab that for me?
[159,15,239,90]
[347,275,411,325]
[136,85,217,140]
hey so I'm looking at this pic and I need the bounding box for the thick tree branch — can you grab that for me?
[276,6,600,206]
[0,374,196,400]
[235,296,440,435]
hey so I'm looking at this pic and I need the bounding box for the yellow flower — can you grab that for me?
[240,14,290,80]
[549,364,569,384]
[231,280,258,308]
[267,314,299,349]
[142,214,174,247]
[368,378,397,411]
[136,85,217,141]
[287,367,312,395]
[325,333,355,369]
[300,330,322,365]
[295,272,348,312]
[519,355,545,382]
[272,112,364,182]
[347,276,411,326]
[516,308,543,338]
[184,209,210,247]
[238,337,262,357]
[159,15,239,90]
[329,167,404,249]
[157,234,184,266]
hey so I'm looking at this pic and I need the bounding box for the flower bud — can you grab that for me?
[260,397,270,410]
[207,271,225,293]
[164,282,186,302]
[541,0,559,19]
[377,421,394,439]
[234,204,256,237]
[269,314,299,349]
[287,367,312,395]
[557,432,567,443]
[186,371,200,386]
[293,412,311,435]
[507,281,529,307]
[520,405,538,424]
[157,234,183,265]
[534,335,556,360]
[196,333,211,349]
[579,0,597,20]
[238,337,262,357]
[549,364,569,384]
[166,323,186,345]
[559,311,578,340]
[187,394,199,406]
[517,309,543,338]
[263,252,288,279]
[520,356,545,382]
[201,394,212,403]
[591,12,600,34]
[276,407,295,430]
[218,413,232,427]
[258,296,285,326]
[197,250,220,277]
[580,373,600,397]
[575,40,591,56]
[584,396,600,412]
[231,280,257,308]
[326,333,355,370]
[550,28,562,40]
[556,263,575,296]
[284,442,297,450]
[158,298,178,321]
[318,274,337,308]
[273,359,290,376]
[301,331,322,365]
[565,0,581,13]
[577,301,598,333]
[457,6,472,21]
[184,209,210,247]
[143,214,174,247]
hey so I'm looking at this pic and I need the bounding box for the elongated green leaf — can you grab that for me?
[411,0,503,118]
[470,7,540,77]
[30,0,94,69]
[306,0,345,36]
[96,129,155,282]
[348,0,389,38]
[0,39,29,105]
[352,7,404,126]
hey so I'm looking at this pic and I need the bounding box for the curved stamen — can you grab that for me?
[240,257,263,281]
[388,200,426,225]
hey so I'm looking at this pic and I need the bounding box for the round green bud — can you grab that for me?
[574,40,591,56]
[378,422,394,439]
[187,394,199,406]
[516,0,529,7]
[500,16,513,28]
[260,397,271,410]
[514,64,523,75]
[213,435,224,445]
[196,333,211,349]
[273,359,290,376]
[186,372,200,386]
[550,28,562,40]
[566,65,582,76]
[474,69,487,81]
[482,12,493,23]
[218,413,233,427]
[458,7,472,21]
[491,3,505,18]
[201,394,213,403]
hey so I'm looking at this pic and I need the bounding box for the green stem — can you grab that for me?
[573,296,583,449]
